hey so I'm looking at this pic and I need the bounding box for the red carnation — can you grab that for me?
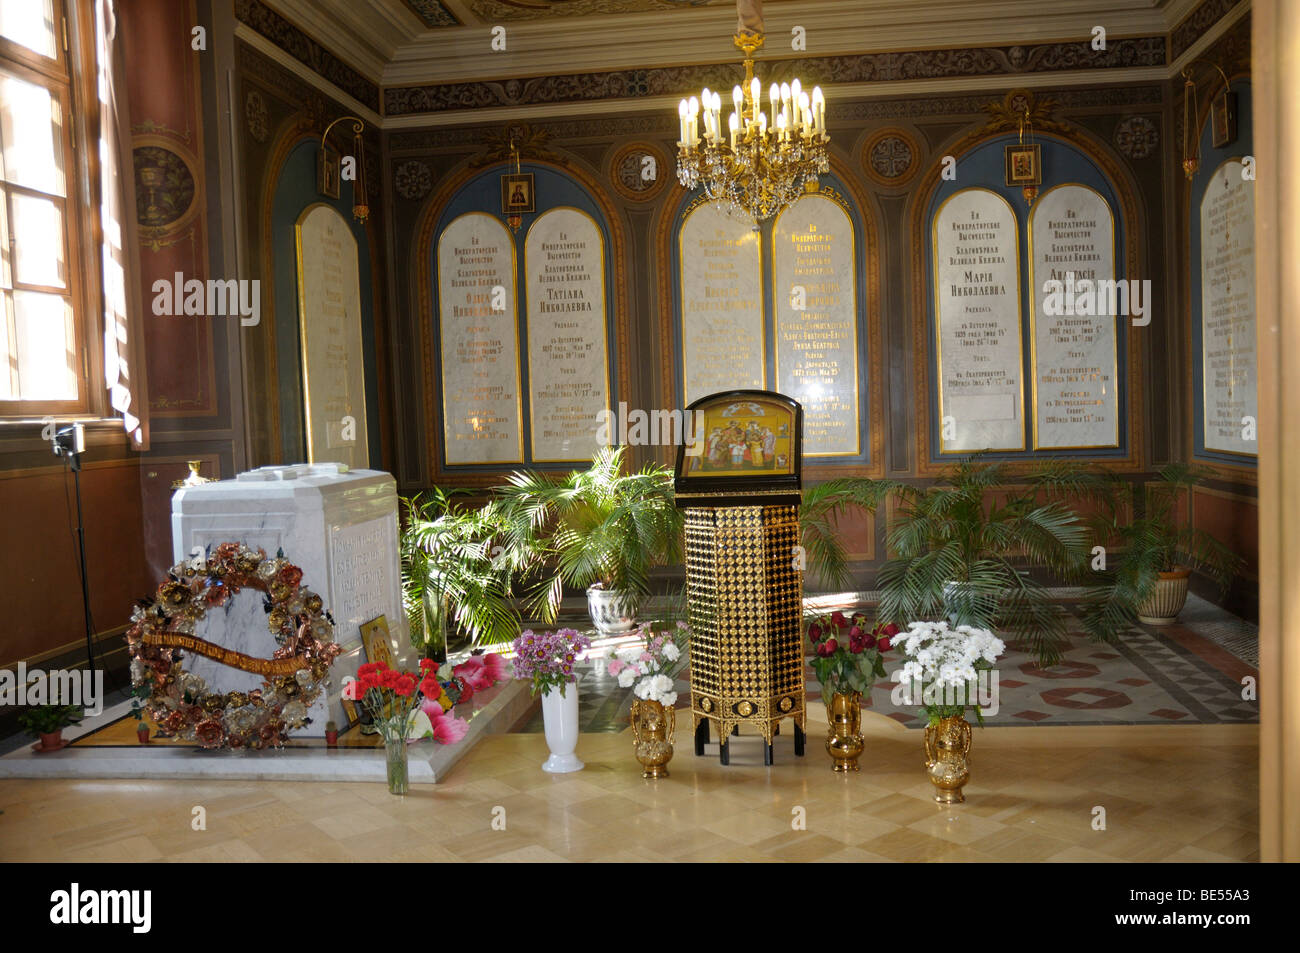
[419,658,437,671]
[393,675,416,697]
[357,662,385,678]
[380,669,401,689]
[420,676,442,700]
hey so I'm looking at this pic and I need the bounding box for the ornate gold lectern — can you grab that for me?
[674,390,805,765]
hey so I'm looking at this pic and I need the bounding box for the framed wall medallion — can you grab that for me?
[1004,143,1042,187]
[501,172,535,214]
[317,145,341,198]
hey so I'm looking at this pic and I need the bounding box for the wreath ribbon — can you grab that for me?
[141,631,308,676]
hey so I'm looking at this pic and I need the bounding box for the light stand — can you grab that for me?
[54,423,95,679]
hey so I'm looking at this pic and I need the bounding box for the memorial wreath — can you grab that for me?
[126,542,343,749]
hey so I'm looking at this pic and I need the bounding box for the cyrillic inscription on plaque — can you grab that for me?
[932,188,1024,452]
[526,207,611,461]
[1200,159,1257,456]
[1030,184,1119,449]
[436,212,523,464]
[679,201,765,406]
[296,204,369,468]
[773,193,860,456]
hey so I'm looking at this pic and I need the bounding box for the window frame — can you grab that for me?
[0,0,104,420]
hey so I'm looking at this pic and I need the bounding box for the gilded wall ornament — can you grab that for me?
[862,128,919,186]
[133,146,196,228]
[395,159,433,200]
[1114,115,1159,159]
[610,142,668,202]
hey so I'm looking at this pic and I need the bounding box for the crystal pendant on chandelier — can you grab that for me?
[675,32,829,224]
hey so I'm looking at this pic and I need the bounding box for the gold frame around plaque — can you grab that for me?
[771,188,862,457]
[1027,182,1121,451]
[434,211,526,466]
[931,186,1026,454]
[1197,156,1258,459]
[677,198,767,409]
[523,205,613,463]
[295,202,370,468]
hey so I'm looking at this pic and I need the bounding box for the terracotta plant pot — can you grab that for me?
[1137,569,1191,625]
[325,730,339,747]
[136,724,150,744]
[38,731,63,750]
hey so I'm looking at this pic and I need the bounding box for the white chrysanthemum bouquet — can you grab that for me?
[891,621,1005,723]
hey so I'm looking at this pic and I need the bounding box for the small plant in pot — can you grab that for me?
[497,446,682,635]
[18,703,83,752]
[1081,463,1244,631]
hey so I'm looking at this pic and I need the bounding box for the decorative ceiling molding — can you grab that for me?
[246,0,1248,129]
[384,37,1166,117]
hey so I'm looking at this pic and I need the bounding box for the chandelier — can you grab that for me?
[676,31,828,223]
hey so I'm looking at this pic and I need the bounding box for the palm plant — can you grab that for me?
[400,489,520,652]
[798,478,900,590]
[1080,463,1243,639]
[875,455,1104,665]
[495,445,683,624]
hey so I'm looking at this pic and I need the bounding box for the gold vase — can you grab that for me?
[825,690,864,772]
[630,698,675,779]
[923,715,972,803]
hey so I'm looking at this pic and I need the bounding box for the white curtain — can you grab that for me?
[95,0,149,449]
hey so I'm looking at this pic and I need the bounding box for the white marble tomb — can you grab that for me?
[171,463,409,736]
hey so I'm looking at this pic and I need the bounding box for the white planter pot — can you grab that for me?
[540,684,584,773]
[587,584,639,635]
[1137,570,1191,625]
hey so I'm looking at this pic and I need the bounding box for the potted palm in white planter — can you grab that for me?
[497,446,681,635]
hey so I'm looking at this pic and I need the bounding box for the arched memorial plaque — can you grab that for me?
[932,188,1025,453]
[678,201,765,407]
[295,204,368,468]
[436,212,524,465]
[1029,184,1119,450]
[1199,158,1257,457]
[773,192,860,457]
[524,206,611,462]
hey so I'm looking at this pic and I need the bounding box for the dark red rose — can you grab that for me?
[831,611,849,629]
[849,625,863,640]
[848,635,865,654]
[817,638,838,658]
[863,632,877,650]
[878,637,892,652]
[808,623,823,643]
[883,622,901,637]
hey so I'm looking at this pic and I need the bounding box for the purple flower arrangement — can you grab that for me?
[511,628,592,697]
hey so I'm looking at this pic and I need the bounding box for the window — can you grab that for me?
[0,0,96,414]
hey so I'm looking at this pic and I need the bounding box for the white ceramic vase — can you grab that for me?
[540,684,584,773]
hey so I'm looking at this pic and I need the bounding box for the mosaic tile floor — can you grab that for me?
[525,594,1259,733]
